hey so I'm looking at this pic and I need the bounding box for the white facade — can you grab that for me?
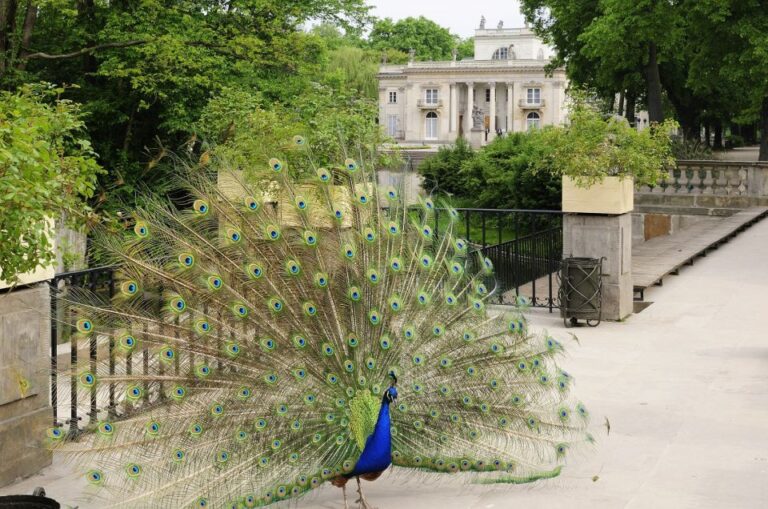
[377,26,567,147]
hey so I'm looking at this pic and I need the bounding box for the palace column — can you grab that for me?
[513,81,524,131]
[506,82,514,132]
[488,82,497,141]
[449,83,458,134]
[465,82,474,136]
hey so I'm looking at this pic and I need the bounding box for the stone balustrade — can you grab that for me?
[635,160,768,214]
[637,160,768,197]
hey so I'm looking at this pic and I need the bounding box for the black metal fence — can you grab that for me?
[423,208,564,310]
[50,266,115,434]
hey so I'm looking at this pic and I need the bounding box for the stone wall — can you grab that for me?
[0,285,52,488]
[631,213,722,245]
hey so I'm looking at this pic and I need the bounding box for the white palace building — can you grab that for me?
[377,19,568,148]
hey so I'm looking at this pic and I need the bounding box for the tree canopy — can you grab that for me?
[369,16,460,61]
[521,0,768,159]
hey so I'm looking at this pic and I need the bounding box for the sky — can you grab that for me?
[366,0,526,38]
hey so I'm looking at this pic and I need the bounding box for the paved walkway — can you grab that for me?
[633,207,768,298]
[4,220,768,508]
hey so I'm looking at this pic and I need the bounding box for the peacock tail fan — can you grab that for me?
[47,135,591,508]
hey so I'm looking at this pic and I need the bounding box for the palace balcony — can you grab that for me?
[518,99,545,109]
[417,99,443,109]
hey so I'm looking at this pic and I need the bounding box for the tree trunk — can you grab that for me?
[759,97,768,162]
[15,1,37,70]
[742,123,757,145]
[617,91,625,116]
[0,0,18,78]
[713,121,723,149]
[625,92,636,128]
[644,42,664,123]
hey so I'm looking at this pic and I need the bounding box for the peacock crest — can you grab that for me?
[47,136,591,508]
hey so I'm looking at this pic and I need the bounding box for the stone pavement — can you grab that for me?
[3,220,768,508]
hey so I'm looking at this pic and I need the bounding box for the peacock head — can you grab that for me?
[384,372,398,404]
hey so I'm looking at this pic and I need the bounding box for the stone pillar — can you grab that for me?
[513,81,524,132]
[465,82,474,136]
[562,213,633,320]
[488,82,497,141]
[449,83,458,133]
[0,284,53,487]
[506,83,514,132]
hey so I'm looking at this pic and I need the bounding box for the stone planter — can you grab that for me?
[561,176,634,215]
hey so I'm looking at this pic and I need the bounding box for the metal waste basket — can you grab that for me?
[558,257,603,327]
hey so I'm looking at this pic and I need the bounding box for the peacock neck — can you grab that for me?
[349,396,393,476]
[372,398,392,447]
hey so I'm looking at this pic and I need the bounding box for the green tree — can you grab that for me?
[456,37,474,60]
[521,0,681,125]
[0,84,102,283]
[0,0,371,213]
[369,16,456,61]
[685,1,768,160]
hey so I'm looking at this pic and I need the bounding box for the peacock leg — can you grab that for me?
[342,483,349,509]
[355,476,376,509]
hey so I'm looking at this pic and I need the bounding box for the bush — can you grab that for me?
[671,138,714,160]
[537,93,677,187]
[418,138,475,196]
[461,132,561,210]
[725,134,745,148]
[0,84,102,284]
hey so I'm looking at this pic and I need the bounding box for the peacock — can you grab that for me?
[47,135,592,508]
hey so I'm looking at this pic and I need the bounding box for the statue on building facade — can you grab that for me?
[408,48,415,62]
[479,15,486,29]
[471,105,484,129]
[451,47,457,61]
[497,20,504,30]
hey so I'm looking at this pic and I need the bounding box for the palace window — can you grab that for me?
[387,115,398,137]
[527,88,541,104]
[425,88,439,104]
[492,47,508,60]
[388,91,397,104]
[425,112,438,139]
[526,112,541,130]
[485,89,491,102]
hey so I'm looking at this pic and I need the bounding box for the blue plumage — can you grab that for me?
[350,386,397,477]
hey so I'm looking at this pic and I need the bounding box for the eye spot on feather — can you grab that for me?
[134,221,149,238]
[171,385,186,400]
[179,253,194,267]
[244,196,260,211]
[269,158,283,172]
[98,422,114,436]
[344,158,358,172]
[86,469,104,485]
[207,275,223,290]
[227,228,242,243]
[79,371,96,387]
[76,319,93,334]
[121,280,139,296]
[317,167,330,182]
[193,199,209,215]
[265,225,281,240]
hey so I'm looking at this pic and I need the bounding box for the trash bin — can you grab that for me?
[558,257,603,327]
[0,487,60,508]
